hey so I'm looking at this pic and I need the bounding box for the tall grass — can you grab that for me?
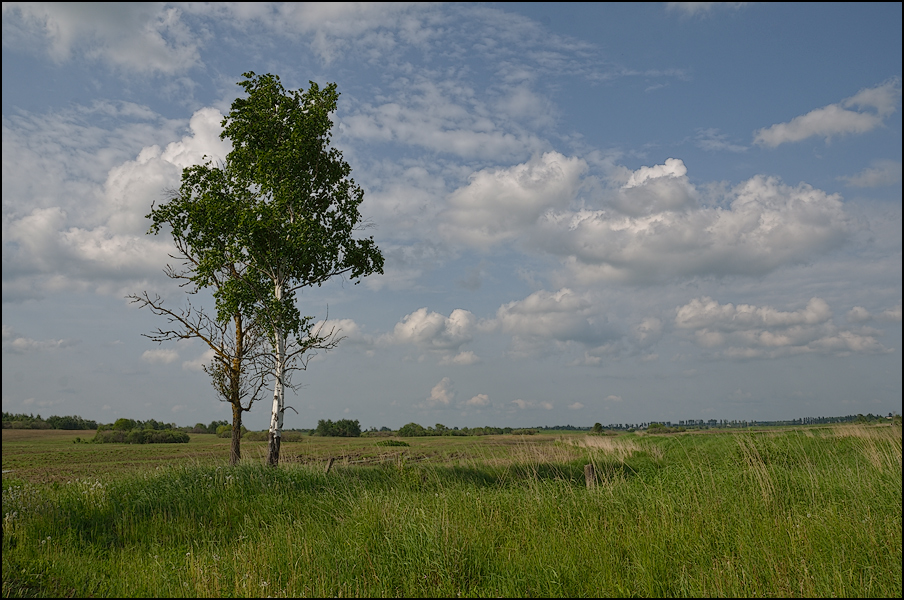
[3,425,901,597]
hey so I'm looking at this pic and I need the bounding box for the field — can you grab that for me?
[2,425,901,597]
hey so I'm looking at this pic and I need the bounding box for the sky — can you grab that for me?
[2,2,901,431]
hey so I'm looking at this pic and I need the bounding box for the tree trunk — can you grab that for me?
[230,401,242,466]
[267,280,286,466]
[267,333,285,465]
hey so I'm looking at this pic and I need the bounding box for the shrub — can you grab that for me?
[92,428,189,444]
[375,439,410,447]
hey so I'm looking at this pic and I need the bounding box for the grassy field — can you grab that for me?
[2,424,901,597]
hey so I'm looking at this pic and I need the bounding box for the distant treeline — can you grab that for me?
[396,423,538,437]
[314,419,361,437]
[93,418,189,444]
[2,413,97,430]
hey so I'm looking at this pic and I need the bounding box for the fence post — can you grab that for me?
[584,463,596,489]
[324,456,335,474]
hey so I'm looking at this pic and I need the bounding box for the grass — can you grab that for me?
[2,424,901,597]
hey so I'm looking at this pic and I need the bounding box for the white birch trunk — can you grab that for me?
[267,279,286,465]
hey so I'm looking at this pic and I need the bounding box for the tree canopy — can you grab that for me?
[149,72,383,465]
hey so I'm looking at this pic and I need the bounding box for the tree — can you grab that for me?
[152,72,383,466]
[129,219,271,465]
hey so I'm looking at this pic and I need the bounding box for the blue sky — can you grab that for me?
[2,2,901,430]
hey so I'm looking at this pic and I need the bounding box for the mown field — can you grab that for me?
[2,424,901,597]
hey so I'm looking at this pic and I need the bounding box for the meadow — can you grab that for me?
[2,424,901,597]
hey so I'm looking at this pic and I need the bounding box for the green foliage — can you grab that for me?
[148,72,384,334]
[647,423,685,434]
[92,428,189,444]
[2,413,97,430]
[146,73,384,464]
[375,439,410,447]
[314,419,361,437]
[216,424,248,438]
[398,422,427,437]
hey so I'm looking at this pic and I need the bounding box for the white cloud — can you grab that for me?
[753,78,902,147]
[142,348,179,364]
[603,395,623,403]
[440,152,587,248]
[492,289,617,354]
[511,399,553,410]
[386,308,477,363]
[838,160,902,188]
[2,106,228,301]
[464,393,490,408]
[439,351,481,366]
[2,3,201,73]
[675,297,891,358]
[846,306,873,324]
[1,324,78,354]
[538,172,851,283]
[182,348,216,372]
[342,78,546,161]
[880,306,902,322]
[420,377,455,409]
[313,318,374,349]
[613,158,698,217]
[568,402,585,410]
[847,305,904,324]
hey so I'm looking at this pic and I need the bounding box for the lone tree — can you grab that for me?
[149,72,384,466]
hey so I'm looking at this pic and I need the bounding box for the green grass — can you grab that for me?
[2,425,901,597]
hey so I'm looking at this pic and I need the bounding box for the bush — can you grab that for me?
[92,428,189,444]
[375,439,410,447]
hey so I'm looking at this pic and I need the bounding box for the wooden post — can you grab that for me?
[324,456,335,474]
[584,463,596,489]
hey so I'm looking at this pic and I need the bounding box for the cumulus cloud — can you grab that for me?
[141,348,179,364]
[1,324,79,354]
[313,318,374,350]
[2,106,228,301]
[384,308,480,364]
[440,152,587,248]
[2,3,201,73]
[568,402,585,410]
[753,78,902,147]
[838,160,902,188]
[675,297,891,358]
[612,158,698,216]
[464,393,491,408]
[604,395,624,403]
[491,288,618,356]
[419,377,455,409]
[182,348,215,372]
[845,305,903,324]
[537,169,851,283]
